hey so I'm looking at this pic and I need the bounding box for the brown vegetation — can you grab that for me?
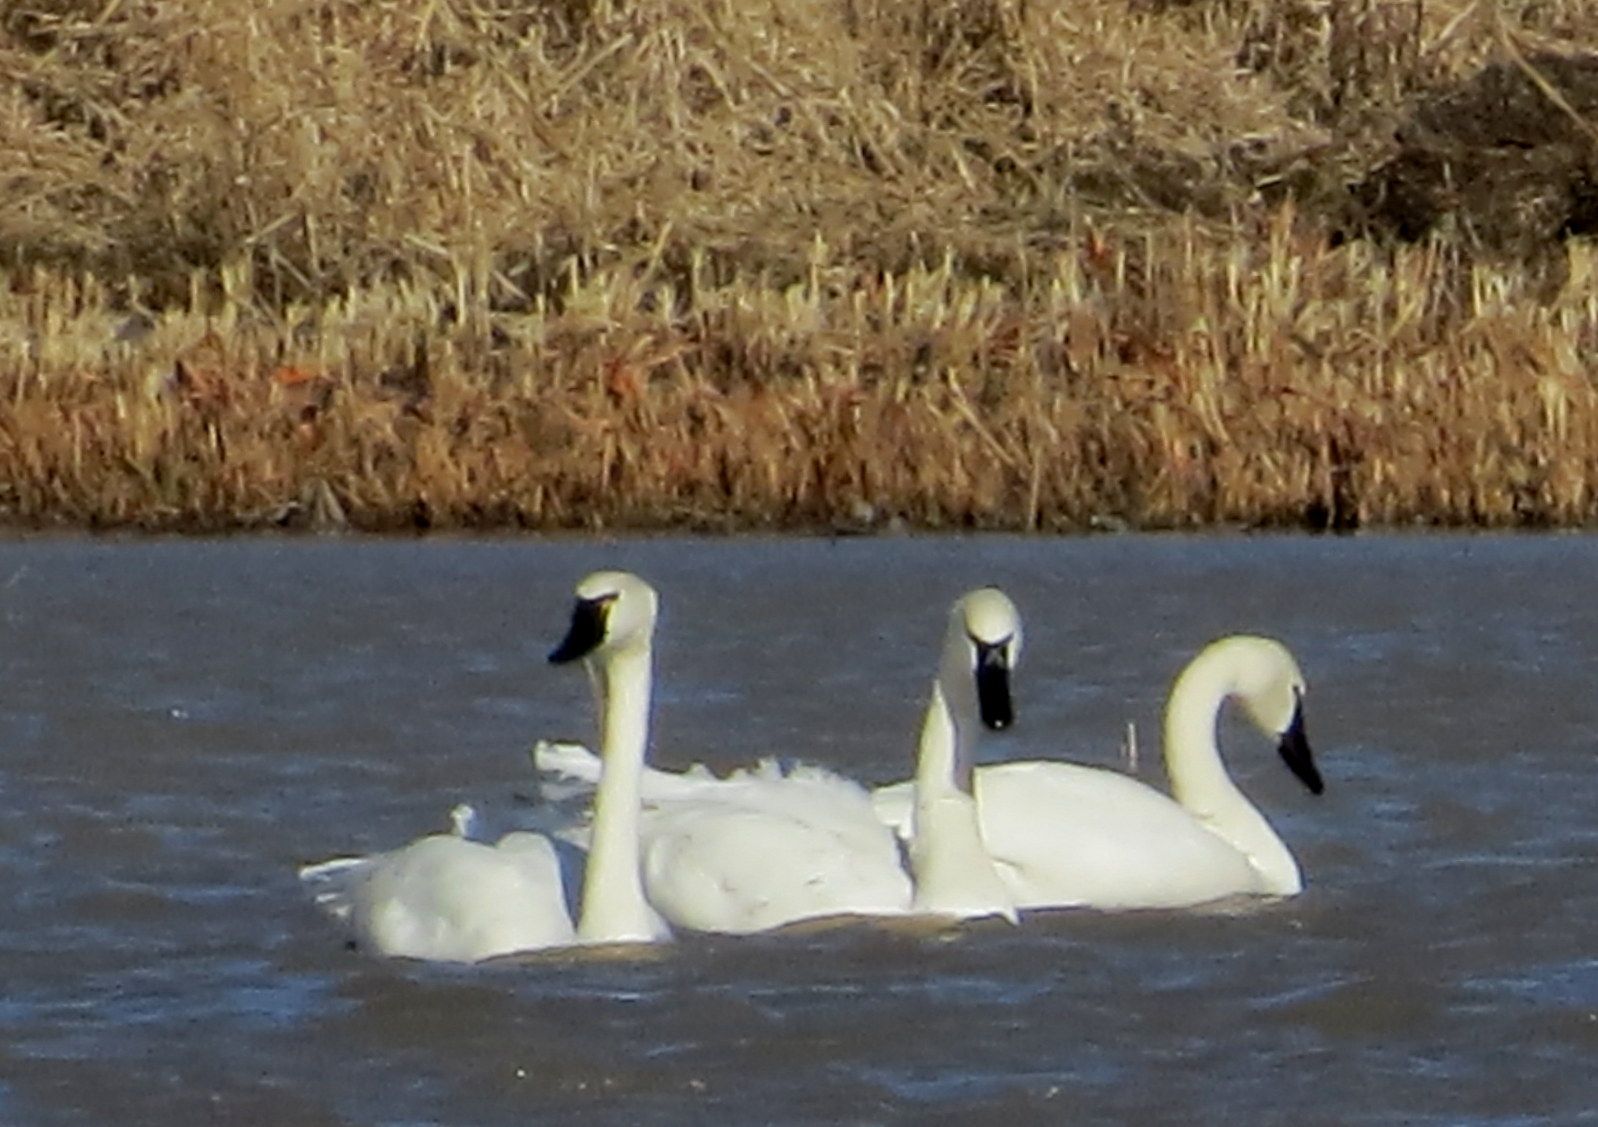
[5,0,1598,531]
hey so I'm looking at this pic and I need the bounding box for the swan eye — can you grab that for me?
[548,593,617,664]
[973,636,1010,666]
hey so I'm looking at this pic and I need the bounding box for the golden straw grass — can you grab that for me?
[3,0,1598,531]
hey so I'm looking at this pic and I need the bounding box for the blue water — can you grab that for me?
[0,533,1594,1124]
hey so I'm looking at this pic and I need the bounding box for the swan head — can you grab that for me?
[1208,635,1323,796]
[945,586,1023,733]
[548,570,659,665]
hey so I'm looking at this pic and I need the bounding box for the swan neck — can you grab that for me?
[577,642,658,942]
[913,682,964,797]
[1163,658,1301,894]
[1163,667,1240,814]
[910,680,1014,922]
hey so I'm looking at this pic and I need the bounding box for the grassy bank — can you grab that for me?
[5,0,1598,531]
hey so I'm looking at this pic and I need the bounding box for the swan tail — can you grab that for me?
[297,855,370,923]
[448,803,480,838]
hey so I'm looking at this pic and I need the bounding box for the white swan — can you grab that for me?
[873,633,1325,909]
[533,587,1024,929]
[297,570,669,961]
[298,807,575,962]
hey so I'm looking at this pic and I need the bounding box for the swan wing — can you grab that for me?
[971,762,1267,910]
[637,792,912,934]
[872,762,1264,908]
[298,832,575,962]
[536,743,914,932]
[710,764,897,851]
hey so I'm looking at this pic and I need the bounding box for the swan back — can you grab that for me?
[297,826,575,962]
[532,747,915,933]
[635,765,913,933]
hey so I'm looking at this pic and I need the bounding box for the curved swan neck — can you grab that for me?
[909,668,1016,922]
[1163,652,1302,895]
[1163,660,1241,812]
[576,641,659,942]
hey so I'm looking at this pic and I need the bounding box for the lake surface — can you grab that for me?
[0,533,1594,1124]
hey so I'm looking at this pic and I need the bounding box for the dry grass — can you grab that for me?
[5,0,1598,531]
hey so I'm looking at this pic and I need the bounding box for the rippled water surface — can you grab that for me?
[2,534,1595,1125]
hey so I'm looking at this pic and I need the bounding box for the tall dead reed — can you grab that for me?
[3,0,1598,530]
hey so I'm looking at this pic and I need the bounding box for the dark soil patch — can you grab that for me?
[1350,52,1598,253]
